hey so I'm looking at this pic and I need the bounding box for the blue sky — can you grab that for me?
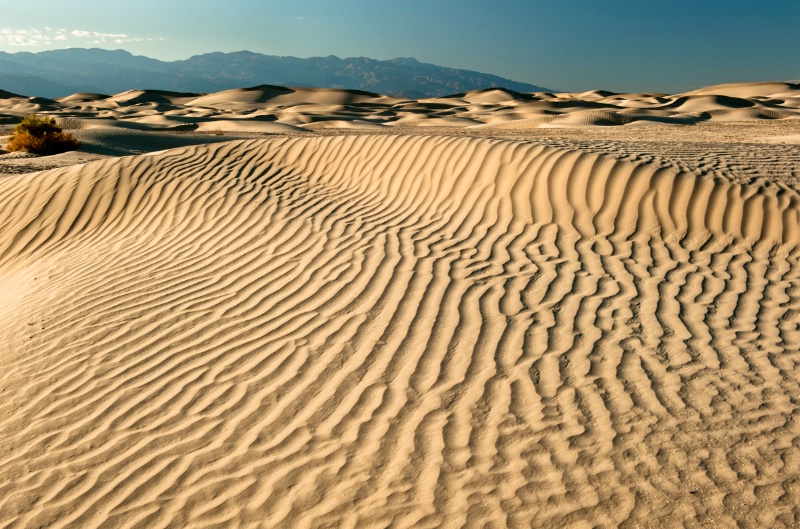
[1,0,798,93]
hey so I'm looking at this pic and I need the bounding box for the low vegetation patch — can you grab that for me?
[4,114,80,155]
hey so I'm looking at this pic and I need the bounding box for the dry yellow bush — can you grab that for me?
[5,114,80,155]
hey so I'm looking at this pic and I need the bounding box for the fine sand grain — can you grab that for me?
[0,82,799,528]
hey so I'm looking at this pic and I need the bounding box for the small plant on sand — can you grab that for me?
[213,127,225,136]
[5,114,80,155]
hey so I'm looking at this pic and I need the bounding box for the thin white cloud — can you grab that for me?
[0,27,162,47]
[0,28,50,47]
[71,30,128,40]
[71,29,152,44]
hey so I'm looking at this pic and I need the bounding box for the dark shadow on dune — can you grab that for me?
[72,128,238,156]
[656,95,756,110]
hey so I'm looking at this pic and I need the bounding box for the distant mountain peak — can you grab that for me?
[0,48,553,98]
[390,57,421,65]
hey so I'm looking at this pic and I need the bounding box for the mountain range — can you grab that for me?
[0,48,551,98]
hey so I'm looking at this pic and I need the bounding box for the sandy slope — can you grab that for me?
[0,131,799,528]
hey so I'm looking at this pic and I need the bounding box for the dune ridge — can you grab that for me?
[1,135,799,527]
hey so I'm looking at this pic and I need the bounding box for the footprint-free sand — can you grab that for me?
[1,82,799,528]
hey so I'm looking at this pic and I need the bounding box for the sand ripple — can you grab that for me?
[1,135,799,528]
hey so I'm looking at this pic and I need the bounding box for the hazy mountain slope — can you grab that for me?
[0,48,551,98]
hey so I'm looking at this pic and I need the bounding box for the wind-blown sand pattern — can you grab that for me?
[1,130,800,528]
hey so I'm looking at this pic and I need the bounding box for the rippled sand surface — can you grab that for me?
[1,82,800,528]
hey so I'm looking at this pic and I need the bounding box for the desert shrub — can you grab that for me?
[5,114,80,155]
[6,131,81,155]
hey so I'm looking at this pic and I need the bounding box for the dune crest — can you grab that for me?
[1,135,799,527]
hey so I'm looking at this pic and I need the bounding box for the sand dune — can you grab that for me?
[0,132,799,528]
[1,81,798,133]
[681,81,800,99]
[1,80,799,527]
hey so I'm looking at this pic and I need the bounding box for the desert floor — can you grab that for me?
[0,82,799,528]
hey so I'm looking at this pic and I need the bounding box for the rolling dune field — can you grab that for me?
[0,83,799,528]
[1,81,799,136]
